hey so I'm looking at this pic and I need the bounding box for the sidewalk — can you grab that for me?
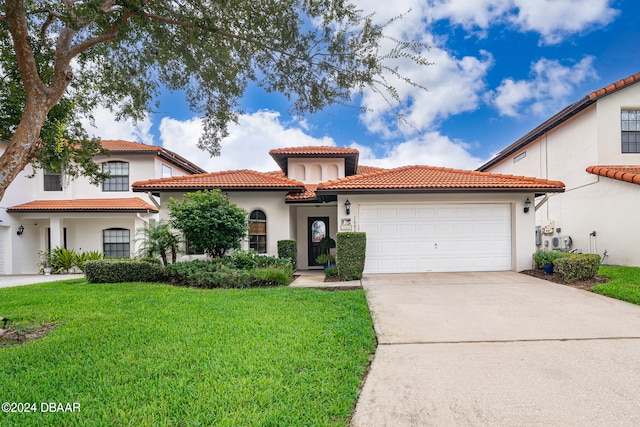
[0,274,83,288]
[290,270,362,289]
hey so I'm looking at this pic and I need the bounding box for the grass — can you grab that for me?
[0,279,376,426]
[593,265,640,305]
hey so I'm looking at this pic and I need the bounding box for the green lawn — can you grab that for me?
[0,280,376,426]
[593,265,640,305]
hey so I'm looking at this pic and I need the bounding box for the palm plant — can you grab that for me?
[136,221,181,266]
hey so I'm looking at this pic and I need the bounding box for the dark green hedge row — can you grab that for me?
[553,253,601,283]
[277,240,297,270]
[85,259,164,283]
[164,260,292,288]
[336,232,366,280]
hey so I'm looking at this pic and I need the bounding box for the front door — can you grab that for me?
[308,217,329,267]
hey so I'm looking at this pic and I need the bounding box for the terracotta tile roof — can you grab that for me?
[269,146,359,155]
[586,165,640,185]
[316,165,565,192]
[587,72,640,100]
[8,198,158,213]
[285,185,319,201]
[132,169,305,192]
[100,140,207,174]
[478,71,640,172]
[269,145,360,176]
[101,139,163,152]
[356,165,387,174]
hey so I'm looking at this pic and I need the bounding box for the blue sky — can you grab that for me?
[83,0,640,173]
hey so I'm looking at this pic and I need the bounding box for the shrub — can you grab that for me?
[533,249,567,268]
[73,250,103,272]
[277,240,297,270]
[250,268,291,287]
[51,247,77,273]
[164,259,292,288]
[554,254,601,283]
[324,265,338,279]
[336,232,366,280]
[227,250,293,273]
[85,259,164,283]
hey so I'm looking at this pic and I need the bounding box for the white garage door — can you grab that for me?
[360,204,512,273]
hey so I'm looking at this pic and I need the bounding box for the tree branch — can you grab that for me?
[67,11,135,58]
[5,0,46,98]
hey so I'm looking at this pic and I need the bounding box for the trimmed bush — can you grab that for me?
[336,232,366,280]
[324,265,338,279]
[163,259,292,288]
[554,253,601,283]
[277,240,297,270]
[250,268,291,287]
[85,259,164,283]
[533,249,567,268]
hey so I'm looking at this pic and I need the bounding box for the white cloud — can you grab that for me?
[80,107,154,145]
[351,132,483,170]
[491,56,597,117]
[159,110,335,172]
[426,0,618,45]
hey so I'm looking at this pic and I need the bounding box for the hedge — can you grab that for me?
[163,259,293,288]
[553,253,601,283]
[85,259,164,283]
[336,232,366,280]
[277,240,297,270]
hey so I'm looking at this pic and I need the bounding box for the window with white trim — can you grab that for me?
[43,170,62,191]
[103,228,130,258]
[248,210,267,254]
[622,110,640,153]
[102,161,129,191]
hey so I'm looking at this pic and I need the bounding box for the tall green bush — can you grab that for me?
[169,190,248,257]
[554,254,600,283]
[336,232,366,280]
[277,240,297,270]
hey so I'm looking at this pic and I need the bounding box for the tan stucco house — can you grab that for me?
[478,72,640,267]
[133,146,564,274]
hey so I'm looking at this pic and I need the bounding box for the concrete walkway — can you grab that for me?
[352,271,640,426]
[289,270,362,289]
[0,274,83,288]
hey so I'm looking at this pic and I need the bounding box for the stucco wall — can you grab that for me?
[288,158,345,183]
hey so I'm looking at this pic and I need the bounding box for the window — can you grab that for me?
[162,164,172,178]
[248,210,267,253]
[43,170,62,191]
[513,152,526,163]
[102,161,129,191]
[622,110,640,153]
[103,228,130,258]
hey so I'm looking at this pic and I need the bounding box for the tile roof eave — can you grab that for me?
[132,186,305,193]
[9,208,158,213]
[315,187,565,194]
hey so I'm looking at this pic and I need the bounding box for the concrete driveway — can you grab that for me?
[351,271,640,426]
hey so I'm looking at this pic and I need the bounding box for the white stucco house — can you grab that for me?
[0,139,206,274]
[132,146,564,274]
[478,71,640,266]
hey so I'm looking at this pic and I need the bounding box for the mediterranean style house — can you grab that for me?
[132,146,564,274]
[478,71,640,267]
[0,140,206,274]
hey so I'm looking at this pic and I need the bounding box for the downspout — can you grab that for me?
[534,194,549,212]
[146,192,161,210]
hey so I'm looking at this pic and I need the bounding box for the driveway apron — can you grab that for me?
[352,272,640,426]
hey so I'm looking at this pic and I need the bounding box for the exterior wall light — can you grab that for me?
[523,198,532,214]
[344,199,351,215]
[17,225,24,236]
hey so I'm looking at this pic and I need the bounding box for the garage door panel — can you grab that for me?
[361,203,512,273]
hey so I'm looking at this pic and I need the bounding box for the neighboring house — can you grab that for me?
[0,139,206,274]
[478,71,640,266]
[132,146,564,274]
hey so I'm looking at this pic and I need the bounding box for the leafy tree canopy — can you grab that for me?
[0,0,430,200]
[168,190,248,258]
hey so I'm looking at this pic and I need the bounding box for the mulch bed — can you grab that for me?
[521,269,610,290]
